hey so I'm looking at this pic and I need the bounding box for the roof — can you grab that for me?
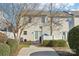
[20,10,79,18]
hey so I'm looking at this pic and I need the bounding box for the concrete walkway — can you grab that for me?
[17,45,59,56]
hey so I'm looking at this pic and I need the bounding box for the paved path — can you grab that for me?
[17,45,59,56]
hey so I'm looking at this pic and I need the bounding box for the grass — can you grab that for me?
[19,42,30,48]
[11,42,30,56]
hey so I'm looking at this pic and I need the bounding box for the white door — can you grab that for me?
[33,31,42,41]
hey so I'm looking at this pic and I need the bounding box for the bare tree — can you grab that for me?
[0,3,72,41]
[0,3,41,40]
[20,3,71,40]
[17,3,71,38]
[46,3,72,36]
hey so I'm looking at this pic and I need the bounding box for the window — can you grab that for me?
[41,16,48,23]
[28,16,32,23]
[41,16,45,23]
[67,18,74,30]
[24,31,27,35]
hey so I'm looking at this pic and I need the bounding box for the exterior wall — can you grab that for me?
[52,18,69,40]
[20,17,42,41]
[20,17,70,41]
[1,15,79,41]
[74,17,79,26]
[0,10,79,41]
[20,25,41,41]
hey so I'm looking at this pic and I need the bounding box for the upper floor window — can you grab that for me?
[67,17,74,30]
[24,31,27,35]
[41,16,48,23]
[28,16,32,23]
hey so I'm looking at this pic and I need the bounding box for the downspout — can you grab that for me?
[49,3,53,36]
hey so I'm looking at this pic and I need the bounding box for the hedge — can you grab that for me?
[42,40,67,47]
[68,25,79,55]
[6,39,19,55]
[0,43,10,56]
[20,41,32,45]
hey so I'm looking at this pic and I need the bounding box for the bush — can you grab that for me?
[6,39,19,55]
[24,41,32,45]
[0,43,10,56]
[42,40,67,47]
[68,26,79,54]
[0,32,7,43]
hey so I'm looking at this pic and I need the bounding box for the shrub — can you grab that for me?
[0,32,7,43]
[6,39,19,55]
[42,40,67,47]
[0,43,10,56]
[25,41,32,45]
[68,26,79,54]
[42,40,49,46]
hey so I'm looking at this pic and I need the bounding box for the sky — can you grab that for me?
[0,3,79,11]
[69,3,79,10]
[0,3,79,29]
[0,3,79,22]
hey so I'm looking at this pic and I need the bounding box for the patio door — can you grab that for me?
[33,31,42,41]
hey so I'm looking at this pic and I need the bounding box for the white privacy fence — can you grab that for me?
[0,31,15,39]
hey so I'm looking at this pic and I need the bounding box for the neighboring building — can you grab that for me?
[1,11,79,41]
